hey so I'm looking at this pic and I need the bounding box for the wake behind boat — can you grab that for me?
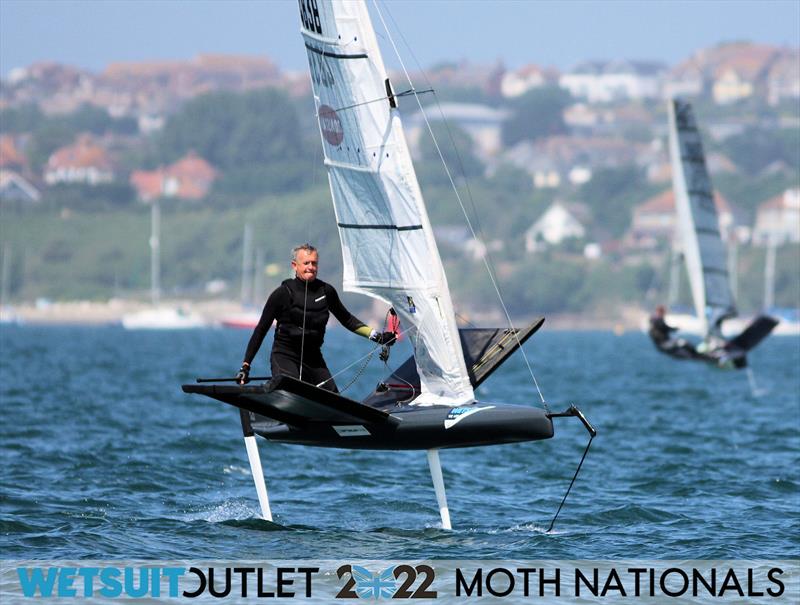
[649,99,777,369]
[183,0,594,530]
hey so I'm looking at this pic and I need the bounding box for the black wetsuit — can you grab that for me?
[648,316,676,346]
[243,277,366,392]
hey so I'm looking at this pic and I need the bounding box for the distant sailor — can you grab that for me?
[648,304,697,358]
[235,243,396,391]
[648,305,677,347]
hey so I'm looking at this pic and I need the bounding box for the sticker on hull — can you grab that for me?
[444,406,495,429]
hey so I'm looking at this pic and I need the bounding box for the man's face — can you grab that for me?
[292,249,319,282]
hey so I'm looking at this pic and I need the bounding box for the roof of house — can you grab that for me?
[168,151,217,182]
[129,152,218,200]
[0,169,41,201]
[711,44,778,80]
[758,188,800,211]
[636,189,731,215]
[129,169,165,200]
[46,135,113,171]
[767,48,800,81]
[0,135,28,170]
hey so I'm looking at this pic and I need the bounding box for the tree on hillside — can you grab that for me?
[153,87,316,195]
[500,86,571,148]
[578,165,654,239]
[57,103,137,136]
[718,127,800,175]
[0,103,44,134]
[156,88,307,170]
[416,121,484,187]
[5,103,137,171]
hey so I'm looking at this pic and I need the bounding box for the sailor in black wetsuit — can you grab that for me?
[648,305,677,347]
[648,304,696,358]
[235,243,395,392]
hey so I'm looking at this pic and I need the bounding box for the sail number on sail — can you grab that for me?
[307,48,335,89]
[299,0,323,35]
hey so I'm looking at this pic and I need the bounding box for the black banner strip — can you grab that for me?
[338,223,423,231]
[305,43,367,60]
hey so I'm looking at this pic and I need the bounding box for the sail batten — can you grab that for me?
[300,0,474,405]
[668,98,737,336]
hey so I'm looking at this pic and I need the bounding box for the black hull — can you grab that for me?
[252,402,554,450]
[652,314,778,370]
[183,378,553,450]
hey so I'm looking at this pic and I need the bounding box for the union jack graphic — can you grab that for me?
[352,565,397,599]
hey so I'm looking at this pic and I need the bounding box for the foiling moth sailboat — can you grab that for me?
[183,0,594,529]
[652,99,777,368]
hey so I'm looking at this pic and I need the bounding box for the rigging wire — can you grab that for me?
[371,0,547,406]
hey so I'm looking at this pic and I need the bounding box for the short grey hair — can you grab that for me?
[291,243,317,262]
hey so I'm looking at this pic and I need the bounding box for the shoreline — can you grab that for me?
[1,299,648,331]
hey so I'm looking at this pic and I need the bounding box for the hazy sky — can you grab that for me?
[1,0,798,78]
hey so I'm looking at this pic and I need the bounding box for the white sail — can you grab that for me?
[668,98,736,336]
[299,0,474,405]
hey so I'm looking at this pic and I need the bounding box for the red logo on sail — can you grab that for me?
[318,105,344,146]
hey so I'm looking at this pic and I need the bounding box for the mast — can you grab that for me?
[149,201,161,306]
[240,223,254,307]
[728,233,738,304]
[764,237,776,311]
[0,243,10,309]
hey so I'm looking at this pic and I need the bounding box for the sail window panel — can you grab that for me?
[330,168,433,289]
[329,167,423,231]
[380,292,475,405]
[340,228,430,289]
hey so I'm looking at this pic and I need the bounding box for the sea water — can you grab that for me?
[1,325,797,566]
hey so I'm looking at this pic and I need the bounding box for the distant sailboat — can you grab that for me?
[0,243,21,325]
[650,99,777,367]
[220,224,262,329]
[121,201,206,330]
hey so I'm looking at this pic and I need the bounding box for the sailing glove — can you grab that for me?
[371,331,397,346]
[236,363,250,385]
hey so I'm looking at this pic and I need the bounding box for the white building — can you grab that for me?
[500,64,546,98]
[752,189,800,246]
[559,60,667,103]
[524,201,588,252]
[405,103,510,160]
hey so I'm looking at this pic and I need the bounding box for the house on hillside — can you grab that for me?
[766,48,800,106]
[502,135,644,188]
[0,135,29,173]
[711,45,777,104]
[559,60,667,103]
[0,169,41,203]
[433,225,496,260]
[752,188,800,246]
[405,103,510,160]
[44,135,114,185]
[627,189,737,249]
[129,152,218,202]
[663,58,706,99]
[524,201,590,252]
[500,64,553,98]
